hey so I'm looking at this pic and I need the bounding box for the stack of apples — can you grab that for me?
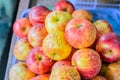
[9,0,120,80]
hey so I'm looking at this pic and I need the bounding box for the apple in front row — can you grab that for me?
[30,74,50,80]
[96,32,120,63]
[13,18,32,38]
[9,62,35,80]
[72,48,101,79]
[26,47,55,74]
[54,0,75,14]
[28,24,48,47]
[29,5,51,25]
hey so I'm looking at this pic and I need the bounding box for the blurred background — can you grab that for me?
[0,0,120,80]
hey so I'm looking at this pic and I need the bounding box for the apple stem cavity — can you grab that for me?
[38,56,42,60]
[22,27,27,31]
[63,9,67,12]
[77,24,82,28]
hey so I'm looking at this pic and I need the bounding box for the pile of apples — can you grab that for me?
[9,0,120,80]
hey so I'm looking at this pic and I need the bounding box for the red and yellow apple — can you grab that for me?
[42,31,72,60]
[30,74,50,80]
[9,62,35,80]
[65,18,97,49]
[72,9,93,21]
[72,48,101,79]
[93,20,113,37]
[26,47,55,74]
[50,66,80,80]
[45,11,72,33]
[29,6,51,25]
[105,63,120,80]
[96,32,120,63]
[13,18,32,38]
[14,38,32,61]
[28,24,48,47]
[54,0,75,14]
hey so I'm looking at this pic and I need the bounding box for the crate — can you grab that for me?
[69,0,120,9]
[4,0,120,80]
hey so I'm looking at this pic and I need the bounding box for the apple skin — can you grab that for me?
[72,48,101,79]
[29,6,51,25]
[105,63,120,80]
[93,20,113,38]
[96,32,120,63]
[42,31,72,60]
[45,11,72,33]
[9,62,36,80]
[13,18,32,38]
[65,18,97,49]
[26,47,55,74]
[90,75,107,80]
[14,38,32,61]
[72,9,93,21]
[50,66,81,80]
[28,24,48,47]
[54,0,75,14]
[30,74,50,80]
[52,60,71,70]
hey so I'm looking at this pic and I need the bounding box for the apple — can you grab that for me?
[13,18,32,38]
[14,38,32,61]
[54,0,75,14]
[30,74,50,80]
[105,63,120,80]
[65,18,97,49]
[72,48,101,79]
[45,11,72,33]
[29,5,51,25]
[28,24,48,47]
[50,65,80,80]
[72,9,93,21]
[96,32,120,63]
[52,60,71,70]
[26,47,55,74]
[93,20,113,37]
[9,62,35,80]
[90,75,107,80]
[42,31,72,60]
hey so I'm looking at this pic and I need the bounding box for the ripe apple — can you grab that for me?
[45,11,72,33]
[50,66,80,80]
[26,47,55,74]
[30,74,50,80]
[14,38,32,61]
[93,20,113,37]
[72,48,101,79]
[72,9,93,21]
[42,31,72,60]
[105,63,120,80]
[90,75,107,80]
[29,6,51,25]
[96,32,120,63]
[28,24,48,47]
[13,18,32,38]
[54,0,75,14]
[52,60,71,70]
[65,18,97,49]
[9,62,35,80]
